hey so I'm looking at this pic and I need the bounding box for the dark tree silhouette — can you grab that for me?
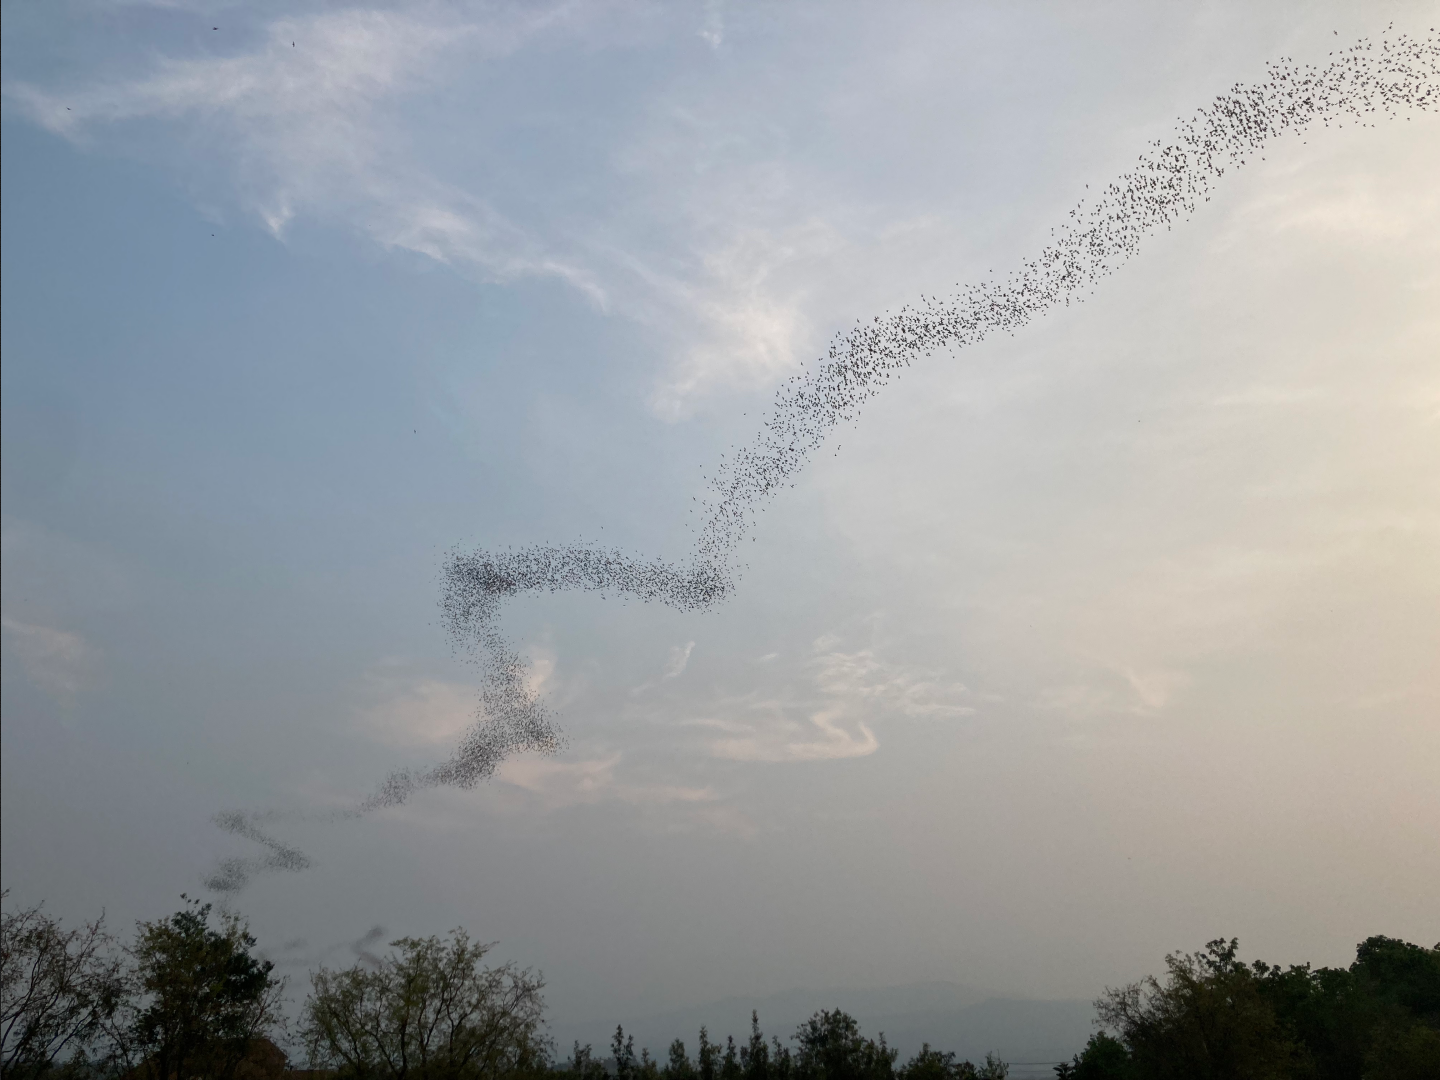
[124,897,285,1080]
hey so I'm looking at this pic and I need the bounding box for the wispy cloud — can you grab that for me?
[663,641,696,679]
[697,628,973,762]
[705,706,879,763]
[496,752,716,810]
[357,671,479,749]
[631,639,697,695]
[356,641,561,750]
[5,5,602,294]
[809,634,975,720]
[642,220,845,419]
[697,0,726,50]
[1,616,95,699]
[2,3,952,416]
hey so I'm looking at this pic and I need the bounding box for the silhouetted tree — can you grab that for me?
[791,1010,896,1080]
[1053,1033,1132,1080]
[1,893,127,1078]
[896,1043,977,1080]
[614,1026,639,1080]
[123,897,284,1080]
[740,1012,769,1080]
[721,1036,741,1080]
[1097,939,1295,1080]
[697,1027,720,1080]
[664,1039,696,1080]
[768,1035,793,1080]
[1091,935,1440,1080]
[569,1041,609,1080]
[303,928,546,1079]
[1252,934,1440,1080]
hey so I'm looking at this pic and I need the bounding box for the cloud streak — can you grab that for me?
[5,4,602,293]
[1,616,95,699]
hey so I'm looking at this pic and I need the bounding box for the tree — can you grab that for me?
[740,1012,769,1080]
[896,1043,979,1080]
[614,1026,639,1080]
[1097,939,1294,1080]
[302,928,548,1080]
[1054,1033,1133,1080]
[1351,935,1440,1080]
[790,1010,896,1080]
[1362,1019,1440,1080]
[1,892,127,1078]
[720,1036,741,1080]
[124,896,285,1080]
[664,1038,696,1080]
[768,1035,793,1080]
[1250,934,1440,1080]
[697,1026,720,1080]
[567,1042,608,1080]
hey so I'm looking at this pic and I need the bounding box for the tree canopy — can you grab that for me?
[1,893,127,1078]
[1064,935,1440,1080]
[6,888,1436,1080]
[301,929,548,1080]
[125,897,285,1080]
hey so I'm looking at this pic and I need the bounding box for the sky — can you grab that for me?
[3,0,1438,1047]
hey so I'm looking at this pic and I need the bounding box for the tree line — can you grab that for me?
[3,892,1435,1079]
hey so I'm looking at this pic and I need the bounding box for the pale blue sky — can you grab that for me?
[3,0,1437,1038]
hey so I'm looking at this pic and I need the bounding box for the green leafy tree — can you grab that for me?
[896,1043,981,1080]
[768,1035,793,1080]
[721,1036,742,1080]
[1362,1018,1440,1080]
[790,1010,896,1080]
[1054,1033,1133,1080]
[1097,939,1295,1080]
[697,1027,720,1080]
[1351,935,1440,1019]
[1,893,128,1078]
[613,1026,639,1080]
[568,1042,608,1080]
[124,897,285,1080]
[303,928,547,1080]
[897,1044,1007,1080]
[1252,935,1440,1080]
[740,1012,769,1080]
[664,1039,696,1080]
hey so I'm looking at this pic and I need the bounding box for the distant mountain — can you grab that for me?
[549,982,1095,1072]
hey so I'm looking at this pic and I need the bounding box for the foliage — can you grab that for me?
[1,892,128,1078]
[896,1043,1009,1080]
[663,1038,696,1080]
[566,1041,610,1080]
[637,1014,1007,1080]
[789,1008,897,1080]
[302,928,548,1080]
[1250,934,1440,1080]
[124,896,286,1080]
[1096,938,1297,1080]
[1053,1033,1132,1080]
[1079,935,1440,1080]
[10,885,1438,1080]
